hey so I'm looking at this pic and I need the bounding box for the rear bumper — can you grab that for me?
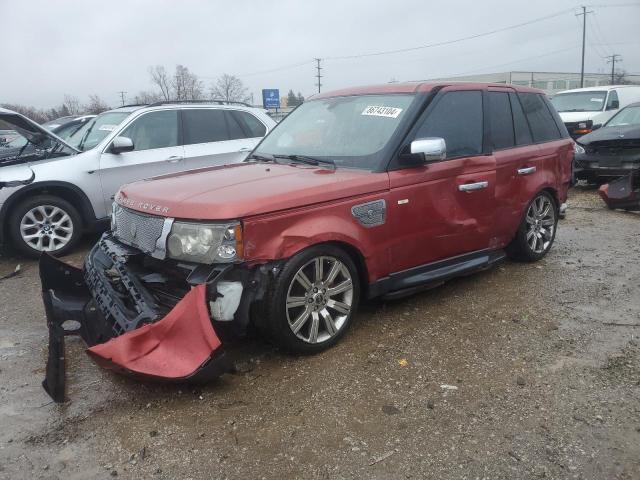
[40,236,234,403]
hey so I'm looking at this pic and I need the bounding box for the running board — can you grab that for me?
[368,249,506,300]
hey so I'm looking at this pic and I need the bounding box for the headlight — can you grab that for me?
[574,143,585,155]
[166,221,243,264]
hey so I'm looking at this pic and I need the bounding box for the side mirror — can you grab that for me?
[400,137,446,166]
[109,136,134,154]
[592,123,602,131]
[606,100,619,111]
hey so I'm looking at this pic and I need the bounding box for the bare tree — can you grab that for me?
[172,65,204,100]
[134,90,161,104]
[613,69,639,86]
[63,95,82,115]
[149,65,172,100]
[1,104,50,123]
[85,94,110,114]
[210,74,249,103]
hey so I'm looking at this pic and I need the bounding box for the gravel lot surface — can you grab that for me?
[0,188,638,480]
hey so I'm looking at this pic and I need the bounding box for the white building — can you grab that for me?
[425,71,640,95]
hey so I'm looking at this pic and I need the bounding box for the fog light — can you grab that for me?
[217,245,236,259]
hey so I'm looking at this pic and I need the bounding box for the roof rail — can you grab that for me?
[147,99,252,107]
[117,103,149,108]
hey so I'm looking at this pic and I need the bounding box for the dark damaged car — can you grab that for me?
[40,82,573,402]
[574,102,640,184]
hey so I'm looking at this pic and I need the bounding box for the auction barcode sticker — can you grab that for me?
[362,106,403,118]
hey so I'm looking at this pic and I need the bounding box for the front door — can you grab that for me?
[387,89,496,273]
[98,109,184,212]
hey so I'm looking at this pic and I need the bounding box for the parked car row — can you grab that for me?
[0,102,276,257]
[35,82,575,402]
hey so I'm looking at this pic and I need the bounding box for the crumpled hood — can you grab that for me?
[577,124,640,146]
[116,162,390,220]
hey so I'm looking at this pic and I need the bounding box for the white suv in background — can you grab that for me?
[0,101,276,257]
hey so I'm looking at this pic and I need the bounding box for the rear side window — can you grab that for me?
[121,110,179,151]
[230,111,267,137]
[415,90,483,158]
[488,92,514,150]
[518,93,561,143]
[606,90,619,110]
[182,109,228,145]
[509,93,533,145]
[542,95,570,138]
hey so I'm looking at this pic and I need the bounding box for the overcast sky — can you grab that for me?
[4,0,639,109]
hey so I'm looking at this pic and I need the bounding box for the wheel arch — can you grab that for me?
[0,182,97,245]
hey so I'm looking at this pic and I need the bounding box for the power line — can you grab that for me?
[325,7,575,61]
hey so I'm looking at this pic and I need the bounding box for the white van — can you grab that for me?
[550,85,640,138]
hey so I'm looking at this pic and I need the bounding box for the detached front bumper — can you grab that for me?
[40,235,234,403]
[599,174,640,211]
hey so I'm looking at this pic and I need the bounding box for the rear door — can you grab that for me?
[387,88,496,272]
[98,109,184,211]
[181,108,267,170]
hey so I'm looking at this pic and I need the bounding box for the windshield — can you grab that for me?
[606,105,640,127]
[255,94,415,169]
[70,111,129,151]
[550,91,607,113]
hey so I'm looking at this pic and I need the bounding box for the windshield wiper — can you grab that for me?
[246,152,275,162]
[274,154,336,169]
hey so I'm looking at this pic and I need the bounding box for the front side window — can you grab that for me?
[120,110,179,151]
[519,93,561,143]
[550,91,606,112]
[414,90,483,158]
[606,105,640,127]
[72,111,129,151]
[488,92,515,150]
[255,94,415,170]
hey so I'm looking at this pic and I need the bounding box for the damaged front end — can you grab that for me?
[599,173,640,211]
[41,234,266,403]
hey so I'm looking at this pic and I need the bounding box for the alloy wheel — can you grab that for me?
[19,205,74,252]
[525,195,555,254]
[285,256,354,344]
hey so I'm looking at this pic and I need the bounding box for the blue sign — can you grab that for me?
[262,89,280,109]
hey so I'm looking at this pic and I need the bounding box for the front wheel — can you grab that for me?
[507,191,558,262]
[8,195,83,258]
[264,245,360,353]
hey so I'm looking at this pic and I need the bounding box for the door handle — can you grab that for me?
[517,166,536,175]
[166,155,183,163]
[237,147,252,153]
[458,181,488,192]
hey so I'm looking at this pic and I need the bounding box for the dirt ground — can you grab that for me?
[0,188,638,480]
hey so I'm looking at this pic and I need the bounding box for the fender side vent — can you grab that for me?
[351,199,386,227]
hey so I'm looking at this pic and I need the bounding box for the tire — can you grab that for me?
[506,191,558,262]
[8,194,83,258]
[263,245,360,354]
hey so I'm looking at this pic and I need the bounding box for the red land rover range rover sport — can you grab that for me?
[40,82,573,401]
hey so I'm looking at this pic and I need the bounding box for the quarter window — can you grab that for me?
[414,91,483,158]
[509,93,533,145]
[230,111,267,137]
[182,109,228,144]
[488,92,515,150]
[518,93,561,143]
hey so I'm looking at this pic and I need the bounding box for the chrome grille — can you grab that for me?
[112,205,166,254]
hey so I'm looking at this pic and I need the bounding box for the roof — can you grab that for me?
[313,81,542,99]
[556,85,640,95]
[104,102,266,115]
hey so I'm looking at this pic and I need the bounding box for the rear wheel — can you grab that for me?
[507,191,557,262]
[8,195,82,258]
[264,245,360,353]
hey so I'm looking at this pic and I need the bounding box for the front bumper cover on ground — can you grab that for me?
[598,173,640,211]
[40,246,230,403]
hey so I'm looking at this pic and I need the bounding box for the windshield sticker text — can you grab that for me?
[591,98,604,102]
[99,124,118,131]
[361,106,403,118]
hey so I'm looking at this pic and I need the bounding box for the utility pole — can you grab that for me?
[117,91,127,106]
[314,58,323,93]
[575,6,593,88]
[606,54,622,84]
